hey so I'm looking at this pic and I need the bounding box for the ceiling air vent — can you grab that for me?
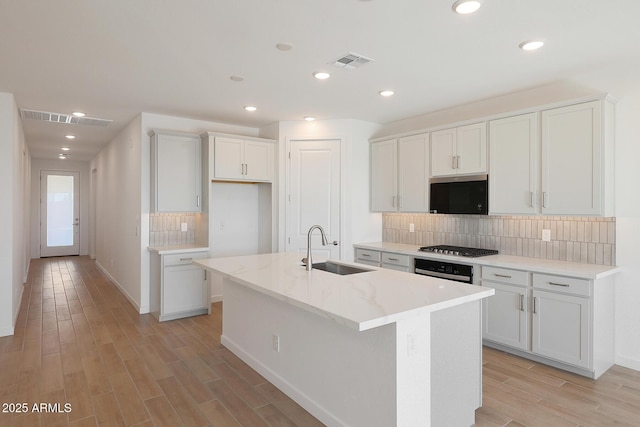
[332,52,374,70]
[19,109,112,127]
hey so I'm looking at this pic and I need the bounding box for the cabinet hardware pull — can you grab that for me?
[451,156,456,170]
[542,192,548,208]
[520,294,525,311]
[388,257,399,261]
[361,253,371,257]
[530,192,534,208]
[548,282,570,287]
[196,195,200,207]
[533,297,537,314]
[180,257,193,261]
[494,274,512,278]
[245,163,248,175]
[392,196,396,207]
[457,155,461,169]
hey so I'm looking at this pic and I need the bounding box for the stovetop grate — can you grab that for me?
[418,245,499,258]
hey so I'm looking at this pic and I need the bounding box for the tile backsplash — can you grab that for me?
[149,213,197,246]
[383,214,616,266]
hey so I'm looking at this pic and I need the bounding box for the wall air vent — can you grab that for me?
[19,109,112,127]
[332,52,374,70]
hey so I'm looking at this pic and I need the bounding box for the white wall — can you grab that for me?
[274,119,382,262]
[29,158,91,258]
[0,92,30,337]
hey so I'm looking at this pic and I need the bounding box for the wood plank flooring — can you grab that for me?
[0,256,639,426]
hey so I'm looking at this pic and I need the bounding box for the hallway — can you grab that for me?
[0,256,323,426]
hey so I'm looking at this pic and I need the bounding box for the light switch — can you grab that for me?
[542,229,551,242]
[181,222,188,232]
[409,223,415,233]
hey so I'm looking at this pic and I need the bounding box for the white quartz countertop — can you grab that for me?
[194,252,494,332]
[354,242,620,279]
[147,244,209,255]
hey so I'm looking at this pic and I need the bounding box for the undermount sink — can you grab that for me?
[309,261,372,275]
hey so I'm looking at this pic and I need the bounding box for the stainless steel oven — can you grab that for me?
[414,258,474,284]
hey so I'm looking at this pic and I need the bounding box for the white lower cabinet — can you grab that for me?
[151,250,210,322]
[482,267,613,378]
[532,289,590,369]
[381,252,411,272]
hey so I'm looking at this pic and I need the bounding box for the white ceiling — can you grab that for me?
[2,0,640,161]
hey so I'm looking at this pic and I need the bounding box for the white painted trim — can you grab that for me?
[95,260,146,314]
[0,326,14,338]
[370,93,614,143]
[221,334,346,427]
[615,354,640,372]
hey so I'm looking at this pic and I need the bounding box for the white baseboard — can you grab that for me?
[221,335,343,427]
[95,261,142,313]
[615,354,640,372]
[210,295,223,303]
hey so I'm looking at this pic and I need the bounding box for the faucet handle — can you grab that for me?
[331,241,339,246]
[301,257,308,265]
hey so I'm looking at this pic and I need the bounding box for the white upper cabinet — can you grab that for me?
[206,134,274,182]
[150,130,202,213]
[489,113,539,215]
[371,134,429,212]
[541,100,613,216]
[431,122,487,177]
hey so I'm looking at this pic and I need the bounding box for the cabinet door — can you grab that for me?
[398,134,429,212]
[214,137,244,180]
[489,113,538,214]
[153,133,202,212]
[430,128,456,176]
[455,122,487,175]
[163,265,207,314]
[541,101,602,215]
[244,140,272,181]
[482,282,529,350]
[370,139,398,212]
[532,289,590,368]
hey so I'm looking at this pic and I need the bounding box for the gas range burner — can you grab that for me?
[418,245,499,258]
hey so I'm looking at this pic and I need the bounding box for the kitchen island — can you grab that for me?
[195,253,494,427]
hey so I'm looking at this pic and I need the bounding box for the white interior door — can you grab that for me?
[287,139,341,260]
[40,170,80,257]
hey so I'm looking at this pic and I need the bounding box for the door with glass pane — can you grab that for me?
[40,171,80,257]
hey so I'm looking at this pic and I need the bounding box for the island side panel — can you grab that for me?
[221,277,397,427]
[431,300,482,427]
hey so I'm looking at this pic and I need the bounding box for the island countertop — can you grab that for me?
[194,252,494,331]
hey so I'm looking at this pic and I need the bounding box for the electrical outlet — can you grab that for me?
[272,334,280,352]
[409,223,415,233]
[542,229,551,242]
[181,222,188,232]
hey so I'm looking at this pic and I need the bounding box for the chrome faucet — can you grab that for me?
[303,225,337,271]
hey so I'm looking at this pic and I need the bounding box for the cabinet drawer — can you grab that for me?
[533,274,591,297]
[381,252,410,267]
[163,251,209,267]
[382,263,411,273]
[482,266,529,286]
[355,248,381,263]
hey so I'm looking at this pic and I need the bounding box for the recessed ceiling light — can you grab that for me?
[61,147,70,151]
[304,116,316,121]
[230,75,245,82]
[313,72,331,80]
[244,106,257,112]
[65,135,76,139]
[519,40,544,51]
[452,0,482,14]
[276,42,294,51]
[379,90,395,97]
[72,111,85,117]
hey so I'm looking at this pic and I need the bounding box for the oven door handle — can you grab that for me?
[415,268,472,283]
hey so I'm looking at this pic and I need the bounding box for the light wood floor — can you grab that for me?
[0,257,638,427]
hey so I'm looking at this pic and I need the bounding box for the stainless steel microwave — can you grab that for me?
[429,175,488,215]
